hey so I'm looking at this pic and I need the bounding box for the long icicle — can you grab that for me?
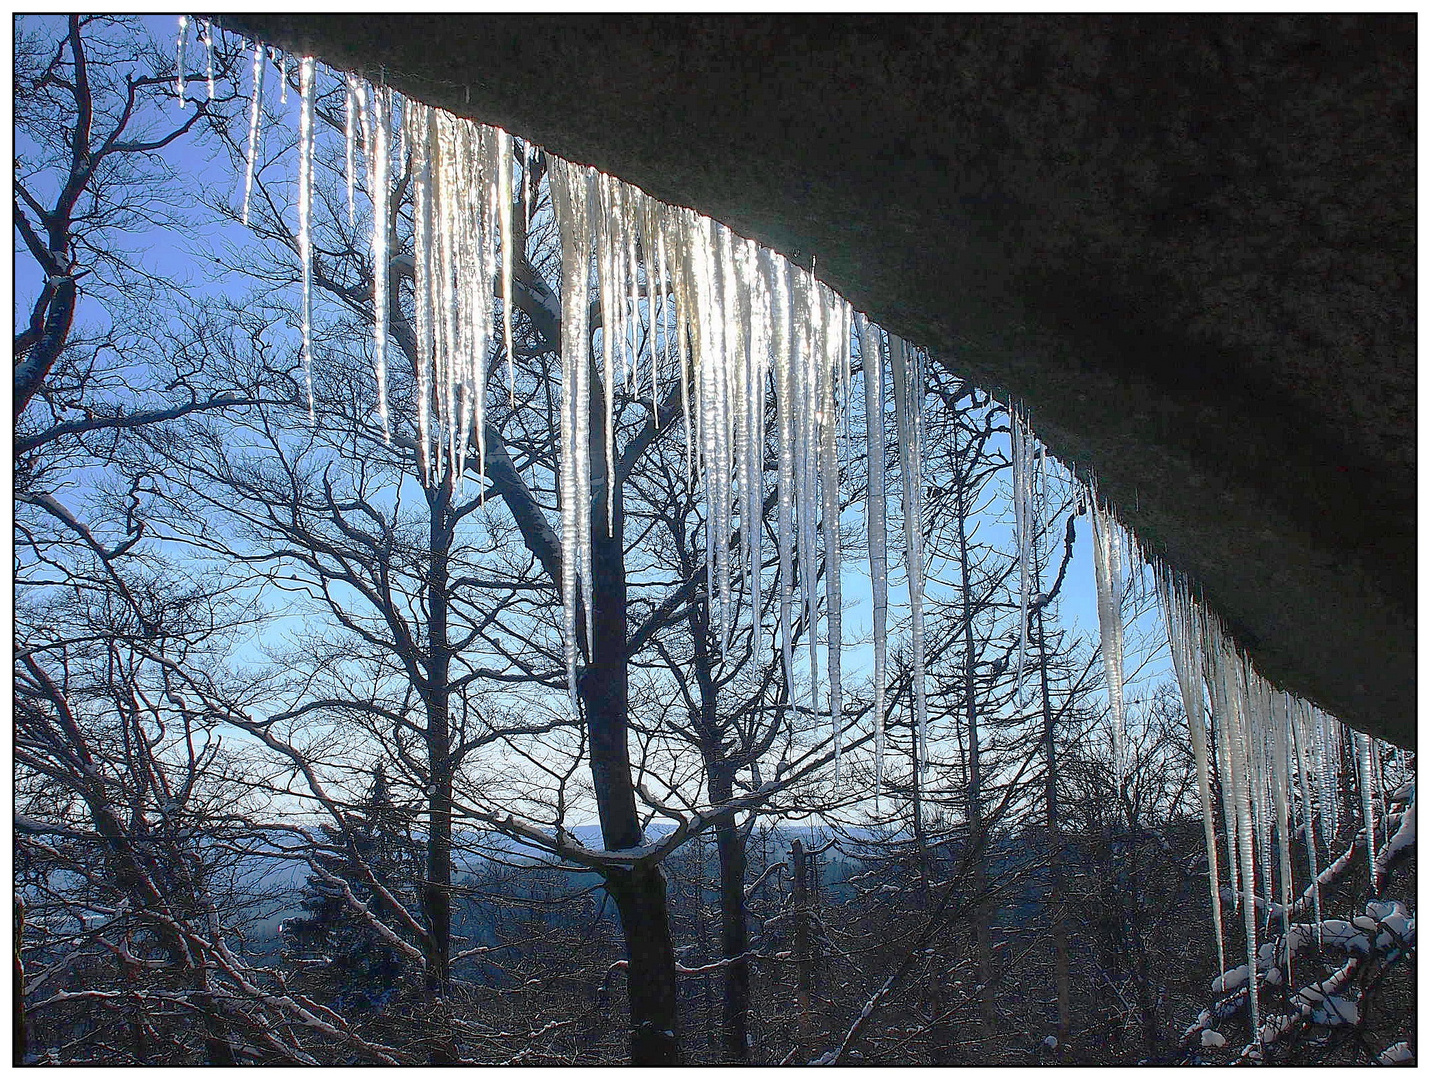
[890,334,927,773]
[202,20,215,100]
[1088,486,1126,779]
[1159,573,1226,977]
[497,128,516,406]
[1357,730,1379,890]
[368,84,391,441]
[174,16,188,107]
[242,41,265,226]
[344,76,357,228]
[1012,406,1034,705]
[547,159,590,711]
[1217,641,1261,1045]
[861,317,888,796]
[1289,703,1324,945]
[297,57,316,421]
[820,287,844,780]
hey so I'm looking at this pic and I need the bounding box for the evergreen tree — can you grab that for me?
[283,767,421,1011]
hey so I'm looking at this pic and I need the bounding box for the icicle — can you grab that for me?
[594,176,619,537]
[1357,731,1378,890]
[861,317,888,797]
[368,84,391,441]
[821,288,844,780]
[497,128,516,406]
[201,20,215,100]
[575,172,597,654]
[796,273,821,711]
[242,41,265,227]
[714,225,739,653]
[297,57,316,421]
[280,52,288,105]
[1218,642,1261,1043]
[1012,406,1035,705]
[744,242,769,640]
[1204,617,1241,905]
[344,77,358,228]
[771,256,798,706]
[1088,487,1126,778]
[474,123,498,482]
[1159,573,1225,976]
[546,159,594,711]
[1289,705,1324,945]
[1318,710,1340,846]
[1270,691,1295,986]
[174,16,188,107]
[408,104,435,482]
[890,334,928,773]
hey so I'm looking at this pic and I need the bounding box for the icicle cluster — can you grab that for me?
[404,99,514,488]
[251,42,929,755]
[236,39,1396,894]
[1156,565,1393,1047]
[541,157,925,747]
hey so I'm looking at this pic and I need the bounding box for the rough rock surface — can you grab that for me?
[224,15,1415,747]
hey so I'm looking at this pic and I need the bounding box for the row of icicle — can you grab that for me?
[201,35,1402,1035]
[206,30,931,786]
[1156,543,1391,1045]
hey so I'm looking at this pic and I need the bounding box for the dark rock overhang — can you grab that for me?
[222,14,1415,748]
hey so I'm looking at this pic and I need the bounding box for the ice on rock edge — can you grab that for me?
[237,38,1390,834]
[1153,539,1405,1046]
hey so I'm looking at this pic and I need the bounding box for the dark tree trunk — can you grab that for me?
[605,864,681,1064]
[423,475,455,1063]
[584,388,680,1065]
[1037,604,1072,1045]
[909,749,954,1063]
[709,770,750,1062]
[792,838,815,1045]
[13,899,25,1067]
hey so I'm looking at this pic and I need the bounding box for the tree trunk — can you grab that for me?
[423,476,455,1062]
[13,898,25,1067]
[1037,604,1072,1045]
[909,747,954,1063]
[584,388,680,1065]
[791,838,816,1046]
[709,770,751,1062]
[605,864,680,1064]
